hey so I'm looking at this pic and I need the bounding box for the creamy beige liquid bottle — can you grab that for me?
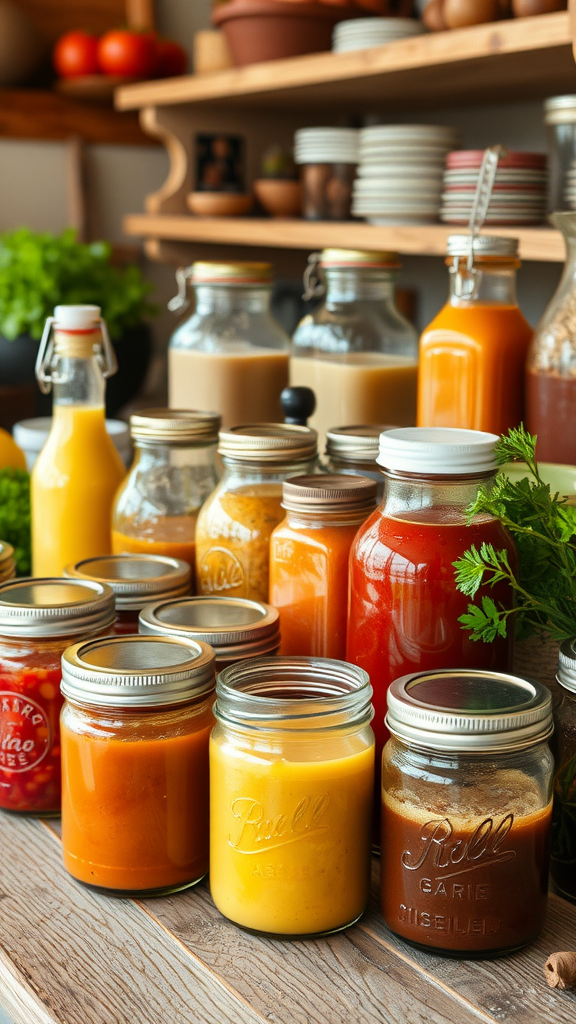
[291,249,419,445]
[168,262,289,428]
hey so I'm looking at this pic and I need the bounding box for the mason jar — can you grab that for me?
[210,656,375,936]
[64,553,191,635]
[381,669,554,957]
[195,424,317,602]
[139,595,280,669]
[325,425,390,501]
[0,578,115,815]
[551,638,576,901]
[112,409,221,586]
[60,634,216,896]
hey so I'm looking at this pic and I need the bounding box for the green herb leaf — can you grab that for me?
[0,468,30,575]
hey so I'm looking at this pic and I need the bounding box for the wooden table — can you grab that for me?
[1,814,576,1024]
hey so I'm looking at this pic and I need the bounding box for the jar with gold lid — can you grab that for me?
[139,595,280,668]
[195,423,317,602]
[168,261,290,428]
[60,633,216,896]
[112,409,221,586]
[64,553,191,635]
[0,577,115,815]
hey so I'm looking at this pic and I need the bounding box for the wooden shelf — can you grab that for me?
[123,214,566,263]
[0,88,156,145]
[117,11,575,114]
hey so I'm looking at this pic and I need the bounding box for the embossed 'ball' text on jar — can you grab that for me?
[381,669,554,958]
[210,657,375,936]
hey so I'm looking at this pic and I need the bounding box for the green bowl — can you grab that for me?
[500,461,576,499]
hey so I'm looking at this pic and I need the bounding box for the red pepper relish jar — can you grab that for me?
[64,554,191,635]
[347,427,517,843]
[382,669,554,957]
[0,578,114,815]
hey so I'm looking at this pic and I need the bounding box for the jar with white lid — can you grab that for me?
[0,577,115,815]
[195,423,318,602]
[60,633,215,896]
[210,656,375,936]
[382,669,554,957]
[64,553,192,635]
[168,261,290,428]
[139,595,280,669]
[112,408,221,584]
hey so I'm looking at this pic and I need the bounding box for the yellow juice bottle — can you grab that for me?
[32,305,126,576]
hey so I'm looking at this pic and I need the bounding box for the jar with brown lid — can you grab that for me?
[195,423,318,603]
[0,542,16,583]
[64,553,192,635]
[139,595,280,669]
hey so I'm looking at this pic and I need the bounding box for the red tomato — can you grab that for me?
[53,30,100,78]
[97,29,158,78]
[155,39,188,78]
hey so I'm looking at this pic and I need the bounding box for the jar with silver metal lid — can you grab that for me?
[210,656,375,936]
[325,425,392,500]
[550,637,576,901]
[0,578,115,816]
[0,541,16,583]
[111,408,221,587]
[64,553,192,635]
[60,633,215,896]
[195,423,318,603]
[381,669,554,957]
[139,595,280,668]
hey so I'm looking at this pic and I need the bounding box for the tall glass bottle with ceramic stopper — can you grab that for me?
[32,305,125,576]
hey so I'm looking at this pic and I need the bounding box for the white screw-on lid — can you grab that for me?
[377,427,499,475]
[54,305,101,329]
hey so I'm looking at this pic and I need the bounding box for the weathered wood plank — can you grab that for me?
[0,815,263,1024]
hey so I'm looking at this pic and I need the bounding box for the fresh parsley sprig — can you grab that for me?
[453,425,576,644]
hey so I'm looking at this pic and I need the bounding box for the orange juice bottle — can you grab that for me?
[417,236,532,434]
[32,305,125,576]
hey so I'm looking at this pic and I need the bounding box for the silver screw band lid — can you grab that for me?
[218,424,317,463]
[64,554,191,610]
[139,595,280,661]
[130,408,220,445]
[0,578,115,637]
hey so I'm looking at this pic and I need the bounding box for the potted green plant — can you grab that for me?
[0,228,156,424]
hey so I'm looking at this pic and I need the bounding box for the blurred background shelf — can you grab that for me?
[0,88,154,144]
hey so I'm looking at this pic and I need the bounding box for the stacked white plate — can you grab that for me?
[352,124,460,224]
[332,18,425,54]
[440,150,547,225]
[565,160,576,210]
[294,127,359,167]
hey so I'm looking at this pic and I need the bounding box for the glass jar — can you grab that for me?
[270,475,376,660]
[210,657,375,936]
[291,249,418,445]
[347,428,517,842]
[0,578,115,815]
[325,425,392,501]
[526,212,576,465]
[60,634,215,896]
[139,595,280,669]
[0,542,16,583]
[545,95,576,214]
[168,261,290,428]
[64,554,192,635]
[550,638,576,901]
[418,235,532,434]
[195,424,317,602]
[382,669,554,957]
[112,409,221,586]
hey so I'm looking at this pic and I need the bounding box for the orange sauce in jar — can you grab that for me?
[112,514,197,571]
[269,475,377,660]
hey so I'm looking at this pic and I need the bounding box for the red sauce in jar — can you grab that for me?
[381,776,552,955]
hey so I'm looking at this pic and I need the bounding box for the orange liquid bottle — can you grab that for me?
[417,236,532,435]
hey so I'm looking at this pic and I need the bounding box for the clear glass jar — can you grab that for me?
[550,638,576,901]
[168,262,290,428]
[418,236,532,434]
[60,634,215,896]
[291,249,418,445]
[526,212,576,465]
[325,425,391,501]
[139,595,280,669]
[269,475,376,660]
[382,669,554,957]
[545,95,576,214]
[210,656,374,936]
[64,553,192,636]
[195,424,317,602]
[112,409,221,588]
[347,428,517,844]
[0,578,115,815]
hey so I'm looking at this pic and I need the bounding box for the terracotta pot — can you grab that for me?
[212,0,361,66]
[254,179,302,217]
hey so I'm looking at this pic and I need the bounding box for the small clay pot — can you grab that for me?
[254,179,302,218]
[423,0,447,30]
[512,0,565,15]
[443,0,500,28]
